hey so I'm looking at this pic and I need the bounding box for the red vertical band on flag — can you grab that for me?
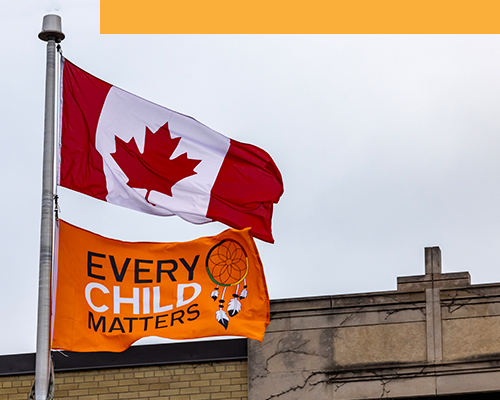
[60,60,112,200]
[207,140,284,243]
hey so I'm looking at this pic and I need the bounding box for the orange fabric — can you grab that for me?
[52,220,269,352]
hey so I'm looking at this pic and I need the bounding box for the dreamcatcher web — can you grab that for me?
[206,239,249,329]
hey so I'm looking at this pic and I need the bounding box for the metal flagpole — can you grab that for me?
[34,15,65,400]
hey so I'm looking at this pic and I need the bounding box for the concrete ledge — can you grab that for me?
[326,359,500,399]
[397,272,471,291]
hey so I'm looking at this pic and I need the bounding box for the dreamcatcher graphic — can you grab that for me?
[206,239,249,329]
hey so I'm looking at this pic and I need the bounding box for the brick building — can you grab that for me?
[0,340,248,400]
[3,247,500,399]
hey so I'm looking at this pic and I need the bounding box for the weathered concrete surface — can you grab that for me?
[334,322,426,366]
[259,329,335,374]
[249,247,500,399]
[443,316,500,360]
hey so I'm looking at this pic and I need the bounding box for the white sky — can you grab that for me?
[2,2,500,355]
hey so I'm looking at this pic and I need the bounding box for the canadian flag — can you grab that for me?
[59,59,283,243]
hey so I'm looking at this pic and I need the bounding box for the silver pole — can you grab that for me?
[36,15,64,400]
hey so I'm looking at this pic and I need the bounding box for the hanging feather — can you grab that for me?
[215,288,229,329]
[239,284,248,299]
[216,309,229,329]
[211,286,219,301]
[228,297,242,317]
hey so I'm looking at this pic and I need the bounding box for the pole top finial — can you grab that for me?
[39,14,65,42]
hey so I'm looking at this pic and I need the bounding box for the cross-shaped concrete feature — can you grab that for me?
[397,247,471,362]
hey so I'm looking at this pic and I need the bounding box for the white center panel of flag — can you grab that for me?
[96,86,230,223]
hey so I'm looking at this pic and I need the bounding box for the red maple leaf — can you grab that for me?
[111,122,201,205]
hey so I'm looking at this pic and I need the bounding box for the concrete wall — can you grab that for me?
[248,247,500,399]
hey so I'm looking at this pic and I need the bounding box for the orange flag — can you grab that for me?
[52,220,269,352]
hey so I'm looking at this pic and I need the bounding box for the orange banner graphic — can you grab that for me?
[101,0,500,34]
[52,220,269,352]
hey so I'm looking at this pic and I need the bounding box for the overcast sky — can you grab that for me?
[2,2,500,355]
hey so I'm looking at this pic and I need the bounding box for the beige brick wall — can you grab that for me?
[0,374,34,400]
[0,360,248,400]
